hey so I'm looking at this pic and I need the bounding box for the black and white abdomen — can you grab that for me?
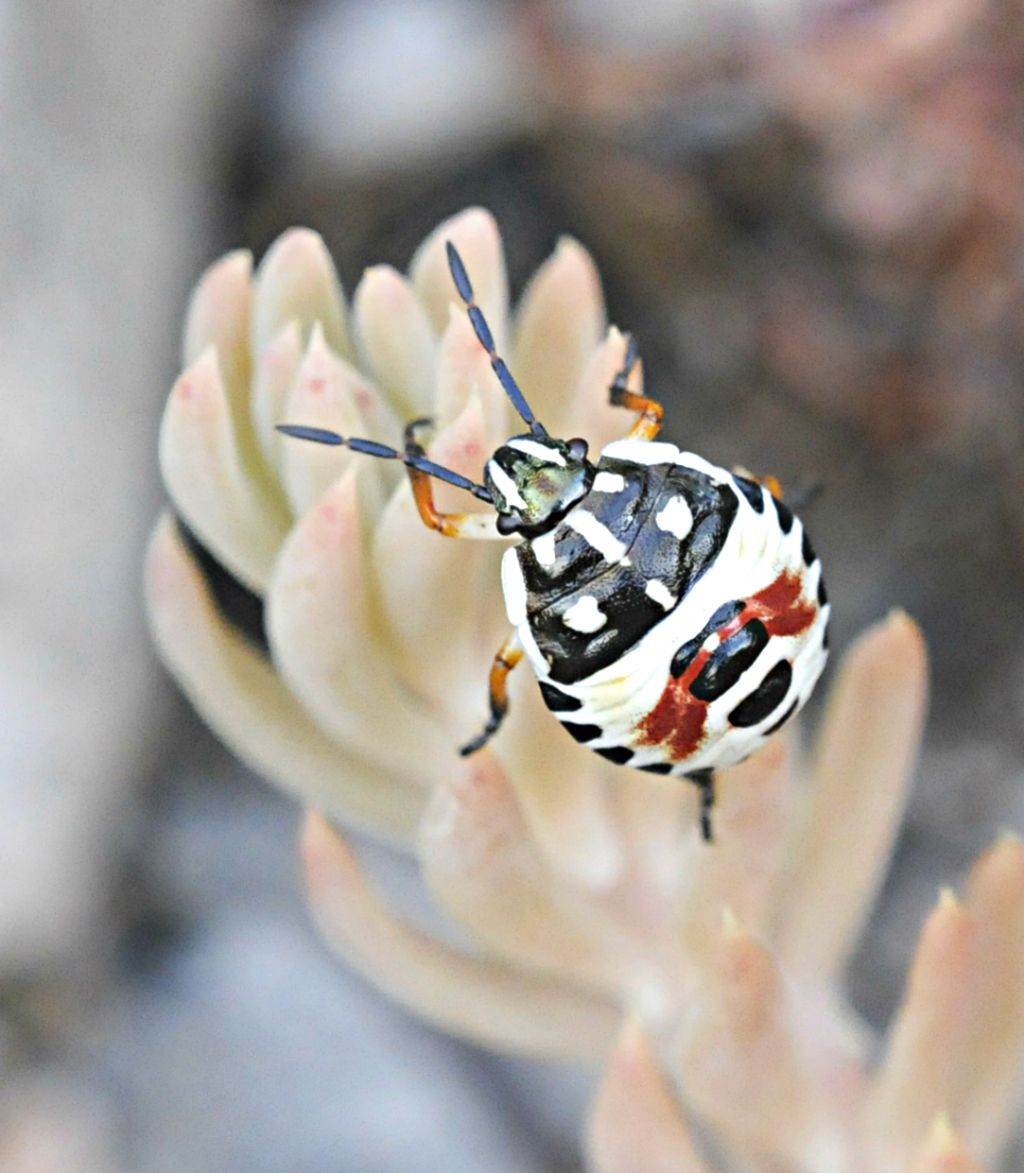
[500,439,829,775]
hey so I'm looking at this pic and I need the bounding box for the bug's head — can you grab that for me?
[485,435,594,537]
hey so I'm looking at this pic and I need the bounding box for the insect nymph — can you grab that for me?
[279,242,830,841]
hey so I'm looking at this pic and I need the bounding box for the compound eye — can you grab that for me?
[567,437,588,460]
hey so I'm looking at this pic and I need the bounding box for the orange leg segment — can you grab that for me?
[404,419,502,540]
[609,334,663,441]
[460,631,525,756]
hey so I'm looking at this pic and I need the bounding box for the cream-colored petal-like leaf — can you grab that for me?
[145,516,422,843]
[678,914,828,1168]
[279,322,394,517]
[252,227,352,359]
[678,739,791,957]
[352,264,438,418]
[511,237,606,436]
[608,769,691,899]
[434,306,511,441]
[866,890,979,1168]
[587,1020,710,1173]
[957,833,1024,1160]
[420,750,625,995]
[250,320,304,473]
[183,248,253,414]
[265,465,453,786]
[497,669,624,890]
[159,347,290,593]
[303,812,619,1058]
[410,206,509,351]
[776,610,928,978]
[183,249,261,495]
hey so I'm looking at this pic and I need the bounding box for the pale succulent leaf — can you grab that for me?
[352,264,438,418]
[866,891,979,1167]
[497,669,625,890]
[145,516,422,842]
[265,466,454,785]
[251,227,352,359]
[678,740,791,958]
[420,750,631,994]
[957,834,1024,1160]
[159,347,290,594]
[303,812,620,1058]
[587,1020,711,1173]
[183,248,253,408]
[434,306,512,439]
[511,237,606,437]
[409,206,510,351]
[250,320,304,474]
[776,610,928,978]
[677,915,829,1169]
[279,322,397,517]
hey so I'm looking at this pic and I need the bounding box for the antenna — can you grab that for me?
[445,241,548,438]
[276,423,494,503]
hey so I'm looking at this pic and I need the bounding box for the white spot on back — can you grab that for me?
[566,510,627,562]
[500,548,528,626]
[645,579,675,610]
[507,438,566,465]
[655,495,693,540]
[562,595,607,633]
[593,471,625,493]
[487,459,526,509]
[531,530,557,568]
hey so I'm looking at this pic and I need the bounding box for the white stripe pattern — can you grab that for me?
[507,438,566,465]
[565,510,627,562]
[486,459,527,509]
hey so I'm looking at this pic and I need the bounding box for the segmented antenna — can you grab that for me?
[276,424,494,503]
[445,241,548,438]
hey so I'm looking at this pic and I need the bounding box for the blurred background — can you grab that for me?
[2,0,1024,1168]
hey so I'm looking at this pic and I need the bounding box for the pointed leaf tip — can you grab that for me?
[907,1112,986,1172]
[302,810,358,892]
[588,1019,710,1173]
[938,886,960,911]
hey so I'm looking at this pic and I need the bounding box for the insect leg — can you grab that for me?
[609,333,664,441]
[401,418,504,540]
[460,630,525,756]
[686,767,716,843]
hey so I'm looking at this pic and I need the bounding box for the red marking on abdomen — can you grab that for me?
[635,569,816,763]
[749,570,817,637]
[638,685,708,760]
